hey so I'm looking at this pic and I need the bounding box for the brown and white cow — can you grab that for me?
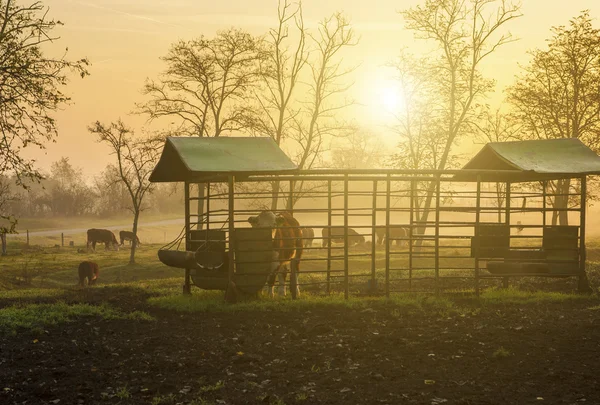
[248,211,303,297]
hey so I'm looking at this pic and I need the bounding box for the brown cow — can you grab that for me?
[87,229,119,251]
[375,226,409,246]
[78,261,99,286]
[119,230,141,247]
[248,211,303,297]
[321,227,365,248]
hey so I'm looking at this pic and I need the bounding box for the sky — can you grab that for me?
[28,0,600,178]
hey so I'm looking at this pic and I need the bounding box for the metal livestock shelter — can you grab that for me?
[150,137,600,300]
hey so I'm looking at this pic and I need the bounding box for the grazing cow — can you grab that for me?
[375,226,409,246]
[119,230,141,247]
[302,227,315,248]
[78,261,99,286]
[87,228,119,251]
[248,211,303,297]
[321,227,365,248]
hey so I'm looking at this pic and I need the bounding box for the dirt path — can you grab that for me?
[1,289,600,405]
[6,218,185,238]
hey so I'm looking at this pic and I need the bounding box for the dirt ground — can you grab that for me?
[1,287,600,405]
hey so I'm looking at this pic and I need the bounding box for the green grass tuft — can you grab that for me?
[0,301,154,335]
[480,288,595,305]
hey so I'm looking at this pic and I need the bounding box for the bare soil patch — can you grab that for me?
[1,288,600,405]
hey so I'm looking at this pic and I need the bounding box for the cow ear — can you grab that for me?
[248,216,257,225]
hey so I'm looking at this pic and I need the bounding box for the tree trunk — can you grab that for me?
[1,233,6,255]
[271,180,280,211]
[129,210,139,265]
[558,178,571,225]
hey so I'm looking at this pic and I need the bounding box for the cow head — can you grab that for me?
[248,211,285,237]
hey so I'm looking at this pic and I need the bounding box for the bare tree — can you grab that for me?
[287,12,357,208]
[330,130,385,169]
[0,0,88,231]
[398,0,521,234]
[139,28,264,225]
[508,10,600,225]
[256,0,307,210]
[89,120,163,265]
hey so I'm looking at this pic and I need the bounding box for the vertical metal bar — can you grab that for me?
[290,258,298,300]
[434,176,441,296]
[475,176,481,297]
[227,175,236,298]
[206,182,210,230]
[370,180,377,293]
[61,233,64,247]
[288,180,294,214]
[344,174,349,300]
[505,182,511,225]
[183,182,191,295]
[579,176,587,291]
[385,174,391,298]
[327,180,332,295]
[504,182,511,289]
[409,179,415,290]
[542,180,547,228]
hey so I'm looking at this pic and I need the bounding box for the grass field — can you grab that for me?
[2,235,600,404]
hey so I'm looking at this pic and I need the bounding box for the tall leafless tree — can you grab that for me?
[287,12,357,208]
[89,120,163,266]
[256,0,307,210]
[398,0,521,235]
[139,28,264,225]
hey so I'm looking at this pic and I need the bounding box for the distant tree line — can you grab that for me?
[0,157,184,219]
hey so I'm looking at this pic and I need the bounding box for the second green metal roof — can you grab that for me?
[457,138,600,181]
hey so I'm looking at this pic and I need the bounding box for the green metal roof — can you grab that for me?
[456,138,600,182]
[149,137,297,182]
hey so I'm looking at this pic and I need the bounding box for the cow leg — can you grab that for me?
[277,269,287,297]
[92,241,96,251]
[266,272,277,298]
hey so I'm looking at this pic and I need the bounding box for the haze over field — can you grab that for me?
[33,0,600,177]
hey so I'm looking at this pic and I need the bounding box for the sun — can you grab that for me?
[381,85,402,112]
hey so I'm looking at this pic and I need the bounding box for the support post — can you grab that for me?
[26,229,29,247]
[434,177,440,296]
[385,175,391,298]
[475,176,481,297]
[343,175,349,300]
[288,180,294,213]
[504,182,511,290]
[225,175,237,303]
[370,180,377,294]
[409,179,415,290]
[206,182,210,230]
[326,180,332,295]
[183,182,191,295]
[579,176,590,292]
[61,233,64,247]
[542,180,547,228]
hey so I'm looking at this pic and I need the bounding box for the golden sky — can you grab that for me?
[30,0,600,178]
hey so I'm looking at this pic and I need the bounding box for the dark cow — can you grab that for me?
[248,211,303,297]
[375,226,409,246]
[302,227,315,248]
[87,228,120,251]
[321,227,365,248]
[119,230,141,247]
[78,261,99,286]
